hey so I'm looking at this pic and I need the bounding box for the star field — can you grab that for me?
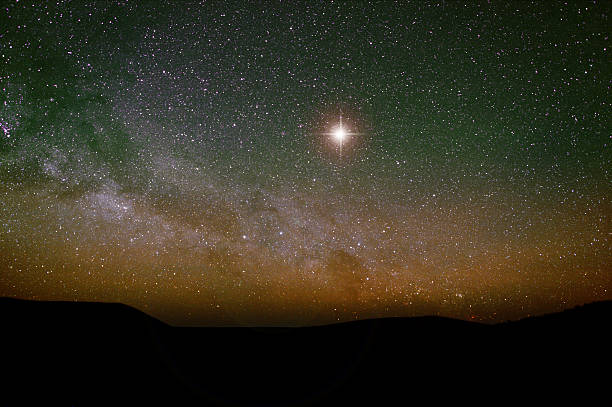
[0,1,610,325]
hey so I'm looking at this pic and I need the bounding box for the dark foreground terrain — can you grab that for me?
[3,298,610,406]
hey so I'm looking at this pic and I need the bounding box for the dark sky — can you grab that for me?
[1,1,610,325]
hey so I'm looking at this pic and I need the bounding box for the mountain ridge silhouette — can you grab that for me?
[3,297,609,406]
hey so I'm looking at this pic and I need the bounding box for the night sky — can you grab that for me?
[1,1,610,326]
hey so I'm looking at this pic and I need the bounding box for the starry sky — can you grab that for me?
[1,1,610,326]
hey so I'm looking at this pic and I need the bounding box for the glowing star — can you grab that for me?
[328,115,361,157]
[314,113,365,158]
[333,126,347,142]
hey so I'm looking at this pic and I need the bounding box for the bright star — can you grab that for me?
[333,126,347,142]
[312,113,365,158]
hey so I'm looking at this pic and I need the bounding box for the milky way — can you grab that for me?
[1,1,610,325]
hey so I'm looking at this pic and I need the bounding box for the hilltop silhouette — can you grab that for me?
[2,297,609,406]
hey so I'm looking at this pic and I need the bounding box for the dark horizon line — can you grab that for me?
[2,295,610,328]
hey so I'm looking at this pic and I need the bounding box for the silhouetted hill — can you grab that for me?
[2,298,609,406]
